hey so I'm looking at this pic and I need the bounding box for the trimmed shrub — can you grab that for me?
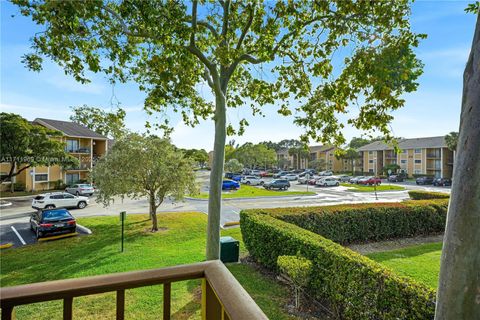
[241,210,436,319]
[13,183,25,192]
[277,255,312,309]
[259,200,448,245]
[408,190,450,200]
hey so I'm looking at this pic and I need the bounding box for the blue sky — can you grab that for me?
[1,1,476,150]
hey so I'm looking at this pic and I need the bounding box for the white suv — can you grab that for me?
[315,177,340,187]
[241,176,264,186]
[32,192,89,210]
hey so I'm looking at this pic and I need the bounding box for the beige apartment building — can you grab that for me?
[0,118,108,192]
[277,145,358,172]
[358,136,454,178]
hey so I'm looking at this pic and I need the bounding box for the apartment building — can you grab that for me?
[277,145,356,172]
[0,118,108,191]
[358,136,454,178]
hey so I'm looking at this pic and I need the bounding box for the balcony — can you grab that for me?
[66,147,91,154]
[65,162,91,171]
[0,260,266,320]
[426,154,441,159]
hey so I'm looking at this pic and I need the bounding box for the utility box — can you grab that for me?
[220,236,239,263]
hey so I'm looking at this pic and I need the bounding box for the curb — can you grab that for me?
[77,224,92,235]
[38,232,79,242]
[223,221,240,228]
[0,201,12,208]
[0,195,37,200]
[0,242,13,249]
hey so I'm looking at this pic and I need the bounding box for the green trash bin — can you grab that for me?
[220,236,239,263]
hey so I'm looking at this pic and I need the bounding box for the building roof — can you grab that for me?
[358,136,448,151]
[34,118,107,139]
[308,145,335,153]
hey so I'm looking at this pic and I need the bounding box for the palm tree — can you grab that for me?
[445,131,458,151]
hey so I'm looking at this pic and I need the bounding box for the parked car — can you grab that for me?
[30,208,77,239]
[416,176,434,185]
[297,176,311,184]
[32,192,89,210]
[282,174,298,181]
[337,175,352,182]
[264,179,290,190]
[65,183,94,196]
[307,178,318,185]
[433,178,452,186]
[356,177,370,185]
[222,180,240,190]
[316,177,340,187]
[387,175,404,182]
[241,176,264,186]
[273,171,289,178]
[349,176,365,184]
[259,171,269,177]
[358,177,382,186]
[319,170,333,176]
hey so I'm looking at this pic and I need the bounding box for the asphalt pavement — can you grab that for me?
[0,172,450,249]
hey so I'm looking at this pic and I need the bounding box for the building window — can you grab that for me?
[414,169,421,174]
[415,160,421,164]
[369,160,373,163]
[415,149,422,154]
[66,139,79,152]
[66,173,80,185]
[402,149,407,153]
[35,174,48,182]
[0,172,11,182]
[369,169,374,173]
[368,151,373,155]
[401,160,407,164]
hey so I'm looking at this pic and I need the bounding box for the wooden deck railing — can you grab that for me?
[0,260,267,320]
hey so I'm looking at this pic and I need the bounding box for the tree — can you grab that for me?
[435,11,480,319]
[92,134,197,231]
[234,143,277,169]
[70,105,127,140]
[444,131,458,152]
[341,148,361,174]
[183,148,209,168]
[288,145,310,170]
[224,159,244,174]
[382,163,400,176]
[348,137,371,149]
[0,113,78,190]
[14,0,424,259]
[277,157,291,170]
[309,159,327,172]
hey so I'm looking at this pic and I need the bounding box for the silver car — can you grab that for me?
[65,184,94,196]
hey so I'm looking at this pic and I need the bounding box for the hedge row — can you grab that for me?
[408,190,450,200]
[260,200,448,245]
[240,210,437,319]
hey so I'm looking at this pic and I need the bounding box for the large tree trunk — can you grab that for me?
[206,93,227,260]
[435,14,480,319]
[149,194,158,232]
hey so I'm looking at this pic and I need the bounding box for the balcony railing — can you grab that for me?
[66,147,91,154]
[0,260,267,320]
[426,154,441,159]
[65,162,91,170]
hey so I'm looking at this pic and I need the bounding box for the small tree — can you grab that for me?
[444,131,458,152]
[0,113,78,190]
[224,159,244,174]
[341,148,361,174]
[70,105,127,140]
[92,134,197,231]
[309,159,327,172]
[382,164,401,176]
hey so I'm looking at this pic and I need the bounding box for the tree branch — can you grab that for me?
[102,6,150,38]
[202,67,215,88]
[236,3,255,51]
[190,0,198,47]
[185,19,219,38]
[221,0,230,47]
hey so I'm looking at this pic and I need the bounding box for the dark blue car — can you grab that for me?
[225,172,242,181]
[222,180,240,190]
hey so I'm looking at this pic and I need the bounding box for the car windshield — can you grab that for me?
[78,184,91,188]
[42,210,72,221]
[34,196,44,200]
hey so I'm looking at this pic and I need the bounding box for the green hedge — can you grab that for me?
[408,190,450,200]
[260,200,448,245]
[240,210,437,319]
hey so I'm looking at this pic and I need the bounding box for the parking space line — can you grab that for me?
[10,226,26,245]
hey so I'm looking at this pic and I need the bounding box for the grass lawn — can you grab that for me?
[191,184,316,199]
[340,183,405,192]
[367,242,442,289]
[0,212,294,320]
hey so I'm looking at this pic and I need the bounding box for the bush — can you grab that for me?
[277,255,312,309]
[241,209,436,319]
[51,179,67,190]
[13,183,25,192]
[408,190,450,200]
[261,200,448,245]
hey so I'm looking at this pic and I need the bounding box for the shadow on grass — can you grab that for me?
[366,242,443,262]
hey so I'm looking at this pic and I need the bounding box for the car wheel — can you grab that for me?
[76,191,80,196]
[260,181,264,185]
[36,229,42,239]
[45,205,55,210]
[77,201,87,209]
[246,181,251,185]
[336,182,339,186]
[323,183,327,187]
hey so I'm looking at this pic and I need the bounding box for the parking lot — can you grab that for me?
[0,221,90,248]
